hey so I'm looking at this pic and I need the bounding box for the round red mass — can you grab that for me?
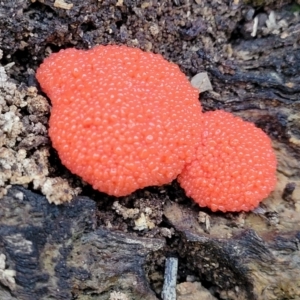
[36,45,203,197]
[178,110,277,212]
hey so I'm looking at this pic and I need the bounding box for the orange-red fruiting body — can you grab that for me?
[178,110,277,212]
[36,45,203,196]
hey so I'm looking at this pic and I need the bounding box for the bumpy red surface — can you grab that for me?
[36,45,203,196]
[178,110,277,212]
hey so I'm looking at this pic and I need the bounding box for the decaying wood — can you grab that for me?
[0,0,300,299]
[164,202,300,300]
[0,186,164,300]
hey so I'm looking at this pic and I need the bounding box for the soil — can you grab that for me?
[0,0,300,299]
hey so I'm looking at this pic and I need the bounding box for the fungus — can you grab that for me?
[36,45,203,197]
[178,110,277,212]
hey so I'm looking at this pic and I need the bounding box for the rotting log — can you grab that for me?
[0,186,164,300]
[2,186,299,300]
[164,202,300,300]
[0,0,300,299]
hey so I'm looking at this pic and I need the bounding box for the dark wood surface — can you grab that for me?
[0,0,299,299]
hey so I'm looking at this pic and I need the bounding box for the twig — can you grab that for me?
[161,257,178,300]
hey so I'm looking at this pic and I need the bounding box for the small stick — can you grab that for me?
[161,257,178,300]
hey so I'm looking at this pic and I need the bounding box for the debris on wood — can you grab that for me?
[161,257,178,300]
[177,282,217,300]
[54,0,73,10]
[190,72,213,92]
[0,254,16,291]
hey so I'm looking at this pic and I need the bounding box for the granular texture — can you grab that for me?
[178,110,277,212]
[36,45,203,197]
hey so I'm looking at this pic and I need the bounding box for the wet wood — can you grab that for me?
[164,202,300,300]
[0,186,164,300]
